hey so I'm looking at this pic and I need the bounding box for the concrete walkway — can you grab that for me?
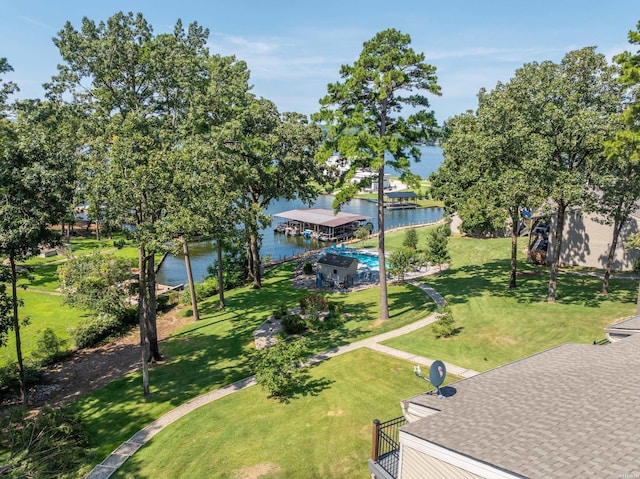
[86,280,477,479]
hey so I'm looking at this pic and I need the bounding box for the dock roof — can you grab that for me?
[273,208,369,228]
[384,191,417,199]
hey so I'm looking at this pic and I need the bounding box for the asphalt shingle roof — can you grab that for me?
[402,335,640,478]
[317,253,358,269]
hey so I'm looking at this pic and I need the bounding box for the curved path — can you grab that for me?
[86,280,478,479]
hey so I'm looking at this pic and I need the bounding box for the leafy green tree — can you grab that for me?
[433,80,544,288]
[167,54,251,309]
[388,247,415,282]
[0,57,18,113]
[229,97,323,289]
[254,338,306,401]
[508,48,621,301]
[50,12,211,394]
[315,28,441,320]
[57,253,132,316]
[596,21,640,295]
[403,227,419,250]
[424,225,450,272]
[0,100,77,405]
[355,226,370,246]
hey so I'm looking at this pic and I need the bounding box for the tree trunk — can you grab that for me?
[217,240,225,308]
[509,211,518,289]
[9,254,27,406]
[547,204,566,302]
[377,164,389,320]
[95,219,101,241]
[146,254,161,361]
[246,243,254,283]
[601,213,627,295]
[138,248,150,396]
[249,232,261,289]
[183,239,200,321]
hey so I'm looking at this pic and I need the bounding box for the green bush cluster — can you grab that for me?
[281,314,307,335]
[0,359,43,393]
[179,277,219,304]
[32,328,69,366]
[299,293,329,314]
[113,238,126,249]
[71,312,132,349]
[272,303,288,319]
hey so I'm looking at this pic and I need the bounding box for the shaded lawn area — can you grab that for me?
[71,263,435,473]
[0,290,90,366]
[383,236,637,371]
[116,349,448,479]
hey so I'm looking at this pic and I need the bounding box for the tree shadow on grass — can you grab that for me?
[420,259,636,309]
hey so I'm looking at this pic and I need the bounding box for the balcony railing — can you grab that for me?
[369,416,406,479]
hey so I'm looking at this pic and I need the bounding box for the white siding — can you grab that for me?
[401,446,483,479]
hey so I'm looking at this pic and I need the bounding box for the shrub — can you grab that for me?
[315,313,344,331]
[32,328,68,366]
[302,262,313,275]
[254,338,306,400]
[432,301,458,339]
[403,227,419,250]
[0,405,88,477]
[118,305,138,327]
[0,359,43,392]
[179,277,219,304]
[113,238,126,249]
[299,293,329,314]
[71,313,122,349]
[281,314,308,335]
[156,294,171,311]
[272,303,288,320]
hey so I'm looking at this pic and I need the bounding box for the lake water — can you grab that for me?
[156,145,444,286]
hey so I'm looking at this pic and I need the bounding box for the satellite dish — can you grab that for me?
[413,360,447,399]
[429,360,446,388]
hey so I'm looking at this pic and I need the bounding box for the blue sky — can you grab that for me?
[1,0,637,123]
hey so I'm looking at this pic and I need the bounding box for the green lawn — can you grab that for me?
[382,236,637,371]
[0,290,90,365]
[70,263,435,473]
[115,349,447,479]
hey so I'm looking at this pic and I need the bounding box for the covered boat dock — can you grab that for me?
[383,191,418,209]
[273,208,372,242]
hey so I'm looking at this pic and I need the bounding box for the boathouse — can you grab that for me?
[273,208,371,242]
[384,191,418,209]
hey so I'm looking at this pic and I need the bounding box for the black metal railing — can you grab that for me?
[371,416,406,478]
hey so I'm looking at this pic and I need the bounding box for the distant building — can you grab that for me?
[316,253,358,288]
[547,208,640,271]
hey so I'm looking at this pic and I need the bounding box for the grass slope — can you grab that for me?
[383,236,636,371]
[116,349,442,479]
[71,264,434,472]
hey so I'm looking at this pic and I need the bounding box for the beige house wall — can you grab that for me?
[400,446,483,479]
[547,209,640,271]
